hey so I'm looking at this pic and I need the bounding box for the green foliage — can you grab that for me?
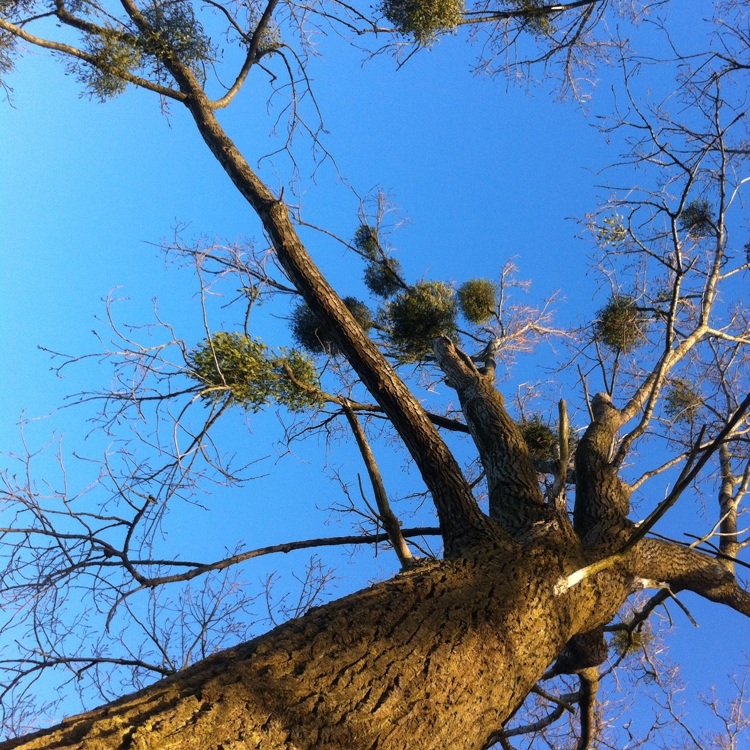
[516,417,556,462]
[385,281,457,361]
[252,20,281,54]
[353,225,381,260]
[664,378,702,423]
[84,29,142,99]
[272,350,325,411]
[0,29,16,86]
[597,214,627,247]
[291,304,329,354]
[364,258,404,298]
[77,1,213,99]
[610,628,654,658]
[188,332,322,411]
[457,279,497,324]
[595,294,648,353]
[142,0,213,66]
[353,224,404,297]
[512,0,553,35]
[344,297,375,331]
[291,298,373,355]
[379,0,464,44]
[678,199,714,237]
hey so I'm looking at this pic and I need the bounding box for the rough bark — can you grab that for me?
[573,393,632,544]
[0,540,634,750]
[5,530,746,750]
[2,15,749,749]
[433,337,556,538]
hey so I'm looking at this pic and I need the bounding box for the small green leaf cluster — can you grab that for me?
[252,21,281,54]
[0,28,17,86]
[78,1,214,99]
[189,332,322,411]
[516,417,556,462]
[512,0,553,35]
[84,28,142,99]
[664,378,702,423]
[385,281,457,361]
[292,297,373,355]
[595,294,648,353]
[457,279,497,324]
[610,628,654,658]
[353,225,405,298]
[364,260,404,298]
[678,199,714,237]
[597,214,628,247]
[353,225,380,260]
[379,0,464,44]
[142,1,213,65]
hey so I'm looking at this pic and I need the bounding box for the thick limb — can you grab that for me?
[631,538,750,617]
[146,59,498,556]
[573,393,632,544]
[433,337,555,538]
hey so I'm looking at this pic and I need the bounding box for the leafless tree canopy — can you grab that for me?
[0,0,749,748]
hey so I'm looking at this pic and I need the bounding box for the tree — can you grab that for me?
[0,1,749,749]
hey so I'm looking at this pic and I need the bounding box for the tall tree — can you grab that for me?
[0,1,749,748]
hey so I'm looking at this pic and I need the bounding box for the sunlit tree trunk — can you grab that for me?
[0,541,632,750]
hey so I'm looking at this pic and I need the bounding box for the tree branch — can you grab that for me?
[433,336,554,539]
[0,17,186,101]
[341,403,415,569]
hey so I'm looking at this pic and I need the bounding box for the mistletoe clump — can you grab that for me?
[292,298,373,355]
[512,0,554,34]
[83,29,142,99]
[610,627,655,658]
[664,378,702,423]
[457,279,497,324]
[595,294,648,353]
[678,199,714,237]
[189,332,322,411]
[364,259,404,298]
[353,224,381,260]
[516,417,556,462]
[597,214,628,247]
[379,0,464,44]
[141,0,213,69]
[353,224,405,297]
[385,281,457,361]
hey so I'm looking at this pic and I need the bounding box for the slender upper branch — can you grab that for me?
[209,0,280,109]
[341,402,415,569]
[0,17,186,101]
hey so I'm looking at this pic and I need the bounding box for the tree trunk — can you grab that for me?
[0,540,633,750]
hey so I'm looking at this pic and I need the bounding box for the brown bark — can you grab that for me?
[433,337,556,538]
[0,540,633,750]
[4,532,748,750]
[574,393,632,544]
[2,16,749,749]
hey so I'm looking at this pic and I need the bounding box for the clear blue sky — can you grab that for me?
[0,1,747,742]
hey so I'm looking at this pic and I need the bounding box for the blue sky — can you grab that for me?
[1,2,748,743]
